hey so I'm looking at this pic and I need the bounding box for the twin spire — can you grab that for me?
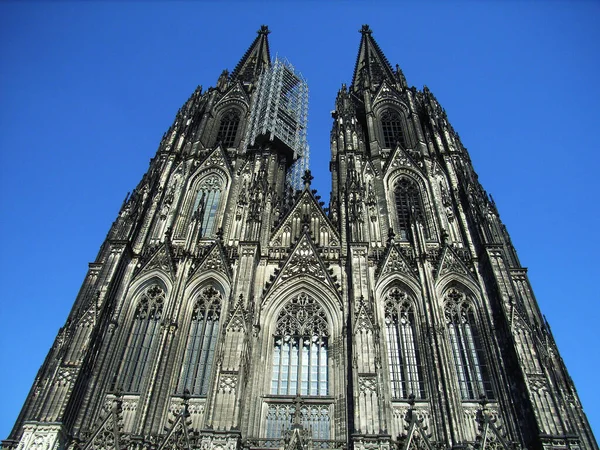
[352,24,400,91]
[229,24,403,89]
[230,25,272,83]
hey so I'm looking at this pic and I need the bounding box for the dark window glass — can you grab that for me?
[445,289,494,400]
[394,178,426,239]
[216,109,240,147]
[384,288,425,399]
[119,285,165,393]
[177,286,222,396]
[192,175,223,237]
[381,109,405,148]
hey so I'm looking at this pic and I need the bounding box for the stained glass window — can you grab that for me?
[445,288,494,400]
[384,287,424,399]
[394,178,426,240]
[271,293,329,397]
[177,286,222,396]
[381,109,405,148]
[216,109,240,148]
[119,285,165,393]
[192,175,223,237]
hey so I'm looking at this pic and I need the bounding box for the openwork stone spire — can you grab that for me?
[230,25,272,83]
[351,24,397,91]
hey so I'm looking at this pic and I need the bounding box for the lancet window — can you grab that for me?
[192,175,223,237]
[215,109,240,148]
[177,286,222,396]
[381,108,406,148]
[271,293,329,397]
[444,288,494,400]
[394,178,427,239]
[119,285,165,393]
[384,287,424,399]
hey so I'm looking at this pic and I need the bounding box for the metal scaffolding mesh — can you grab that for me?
[246,57,309,189]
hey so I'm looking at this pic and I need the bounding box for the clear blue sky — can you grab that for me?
[1,1,598,440]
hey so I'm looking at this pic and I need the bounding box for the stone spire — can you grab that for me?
[351,24,397,92]
[230,25,272,83]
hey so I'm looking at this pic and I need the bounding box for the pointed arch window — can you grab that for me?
[394,178,427,240]
[444,289,494,400]
[192,175,223,237]
[381,109,406,148]
[271,293,329,397]
[216,109,241,148]
[177,286,222,396]
[119,285,165,393]
[384,287,424,399]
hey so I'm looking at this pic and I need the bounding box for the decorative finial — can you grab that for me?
[182,388,191,417]
[360,24,372,35]
[292,395,304,427]
[478,393,488,409]
[258,25,270,36]
[301,169,314,189]
[387,228,396,244]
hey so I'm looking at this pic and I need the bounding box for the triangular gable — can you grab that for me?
[198,145,232,176]
[188,242,232,281]
[372,79,402,107]
[135,244,176,280]
[284,427,309,450]
[82,401,121,450]
[354,296,375,332]
[213,80,251,109]
[478,413,512,450]
[264,233,339,296]
[157,405,192,450]
[401,418,435,450]
[384,144,422,175]
[225,294,247,332]
[435,246,474,281]
[376,244,418,281]
[270,190,340,248]
[363,159,380,178]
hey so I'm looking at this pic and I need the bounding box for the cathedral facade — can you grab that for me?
[3,25,597,450]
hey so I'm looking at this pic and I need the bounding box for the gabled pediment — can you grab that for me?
[363,159,380,178]
[354,296,375,333]
[384,145,422,175]
[435,245,475,281]
[264,233,339,296]
[270,189,340,249]
[157,403,193,450]
[373,79,402,106]
[214,80,250,109]
[225,294,248,332]
[198,145,233,176]
[478,412,513,450]
[134,243,176,280]
[400,414,435,450]
[82,401,122,450]
[376,244,418,281]
[188,242,232,281]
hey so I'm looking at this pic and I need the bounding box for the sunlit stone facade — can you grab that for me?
[4,25,597,450]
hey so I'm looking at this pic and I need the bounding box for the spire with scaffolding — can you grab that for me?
[245,56,309,190]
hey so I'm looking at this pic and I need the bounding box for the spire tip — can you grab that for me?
[360,24,372,35]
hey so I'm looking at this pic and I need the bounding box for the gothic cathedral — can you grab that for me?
[3,25,597,450]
